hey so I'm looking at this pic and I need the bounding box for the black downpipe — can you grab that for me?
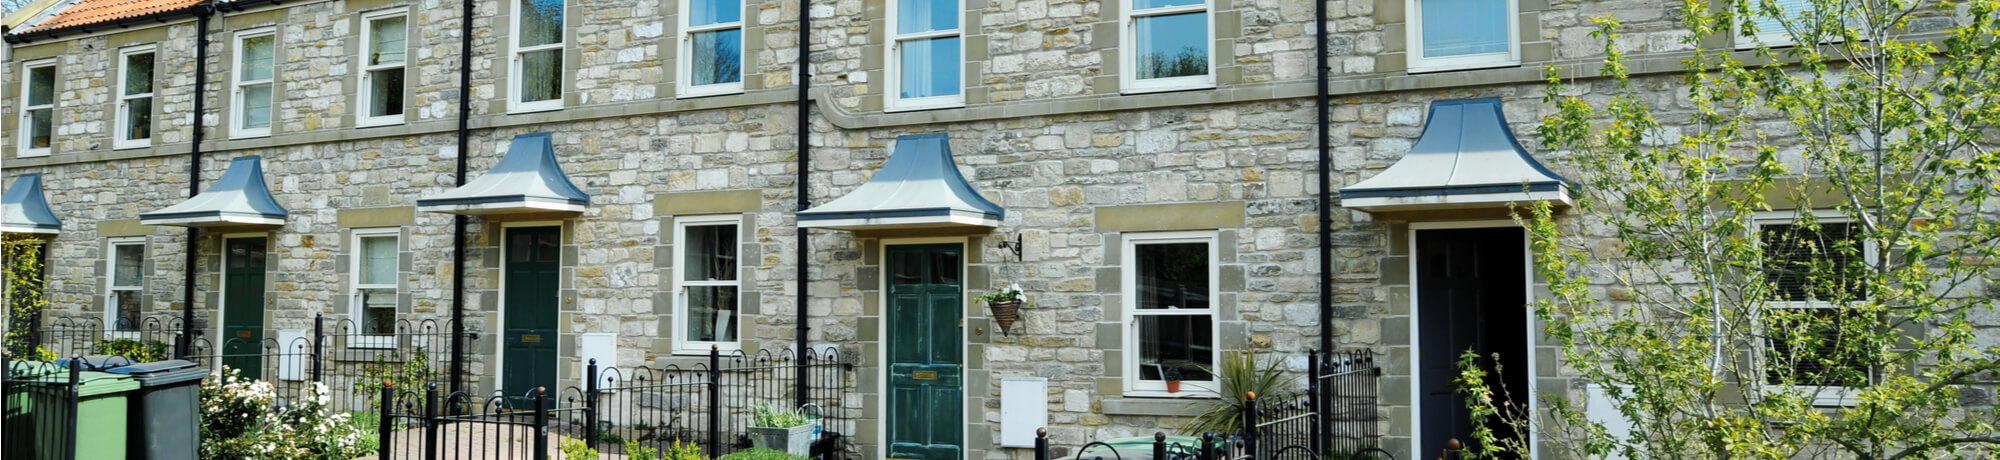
[794,0,812,408]
[177,6,214,360]
[1314,0,1332,358]
[450,0,474,397]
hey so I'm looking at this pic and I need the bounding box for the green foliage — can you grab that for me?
[623,440,660,460]
[750,403,808,428]
[200,366,370,460]
[1178,348,1297,436]
[346,411,382,454]
[353,347,436,412]
[599,429,626,446]
[1515,1,2000,458]
[716,448,808,460]
[662,439,706,460]
[23,346,55,362]
[559,438,600,460]
[976,283,1025,304]
[92,338,168,363]
[3,239,48,358]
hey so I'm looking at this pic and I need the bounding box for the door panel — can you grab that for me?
[1416,228,1528,457]
[222,237,267,379]
[503,227,561,407]
[886,244,963,460]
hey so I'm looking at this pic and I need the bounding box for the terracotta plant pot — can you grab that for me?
[1166,380,1182,393]
[988,299,1022,336]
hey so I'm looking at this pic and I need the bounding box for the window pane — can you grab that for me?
[124,53,154,96]
[685,285,739,342]
[518,0,565,47]
[691,29,742,86]
[683,224,738,281]
[1765,308,1868,386]
[125,98,152,141]
[26,66,54,106]
[1136,242,1209,310]
[27,108,51,149]
[899,37,961,99]
[241,35,274,81]
[369,16,408,66]
[360,235,397,285]
[1134,13,1208,80]
[1419,0,1508,58]
[929,249,959,285]
[1762,223,1864,302]
[897,0,956,34]
[689,0,740,27]
[1137,316,1212,381]
[1133,0,1201,10]
[360,288,397,334]
[892,251,921,285]
[369,69,405,117]
[520,49,563,102]
[114,291,142,327]
[113,244,144,287]
[241,83,272,129]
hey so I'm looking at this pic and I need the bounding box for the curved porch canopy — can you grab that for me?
[140,156,288,228]
[799,133,1004,231]
[1,174,61,234]
[1340,98,1574,213]
[417,133,590,216]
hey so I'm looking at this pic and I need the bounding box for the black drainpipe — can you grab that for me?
[178,4,214,359]
[449,0,474,397]
[1314,0,1332,358]
[794,0,812,408]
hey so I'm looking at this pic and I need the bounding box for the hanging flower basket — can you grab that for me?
[978,283,1028,336]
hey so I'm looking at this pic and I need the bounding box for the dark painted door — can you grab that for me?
[504,227,562,407]
[1416,228,1529,457]
[886,244,963,460]
[222,237,268,379]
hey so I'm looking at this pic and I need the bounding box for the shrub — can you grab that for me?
[624,440,661,460]
[661,440,705,460]
[92,338,169,362]
[559,438,600,460]
[353,347,436,412]
[716,448,808,460]
[750,404,806,428]
[200,366,369,460]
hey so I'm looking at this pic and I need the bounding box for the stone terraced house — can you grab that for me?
[0,0,1994,457]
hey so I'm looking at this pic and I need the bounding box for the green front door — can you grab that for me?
[886,243,964,460]
[222,237,267,379]
[503,226,561,407]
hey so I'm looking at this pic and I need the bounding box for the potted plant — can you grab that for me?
[978,283,1027,336]
[748,403,816,457]
[1163,367,1184,394]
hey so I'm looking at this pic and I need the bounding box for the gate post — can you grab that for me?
[378,381,394,460]
[425,383,440,460]
[585,359,600,451]
[709,345,722,457]
[1035,428,1048,460]
[1309,349,1322,460]
[1201,433,1218,460]
[1242,392,1258,460]
[1154,432,1167,460]
[312,314,324,383]
[534,387,551,460]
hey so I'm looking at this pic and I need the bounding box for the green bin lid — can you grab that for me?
[37,371,140,397]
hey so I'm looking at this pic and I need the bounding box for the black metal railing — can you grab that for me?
[1,356,86,460]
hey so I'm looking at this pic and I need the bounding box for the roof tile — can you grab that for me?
[19,0,203,34]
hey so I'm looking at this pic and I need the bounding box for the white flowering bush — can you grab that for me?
[200,366,369,460]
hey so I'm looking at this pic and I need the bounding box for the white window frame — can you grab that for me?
[1404,0,1521,73]
[885,0,964,111]
[672,215,744,354]
[349,228,400,349]
[509,0,567,113]
[104,238,145,333]
[1119,0,1216,94]
[231,28,276,139]
[17,58,56,158]
[1121,231,1221,397]
[677,0,746,98]
[1751,209,1875,407]
[1733,0,1852,50]
[358,9,409,127]
[115,46,156,150]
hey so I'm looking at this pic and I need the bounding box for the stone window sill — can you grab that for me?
[1101,397,1217,417]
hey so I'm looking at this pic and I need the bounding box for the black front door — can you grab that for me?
[885,243,964,460]
[1416,228,1529,456]
[223,237,268,379]
[503,227,561,407]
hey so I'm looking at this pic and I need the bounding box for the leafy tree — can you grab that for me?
[1461,0,2000,458]
[3,238,48,358]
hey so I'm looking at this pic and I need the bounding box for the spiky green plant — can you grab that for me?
[1178,348,1297,436]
